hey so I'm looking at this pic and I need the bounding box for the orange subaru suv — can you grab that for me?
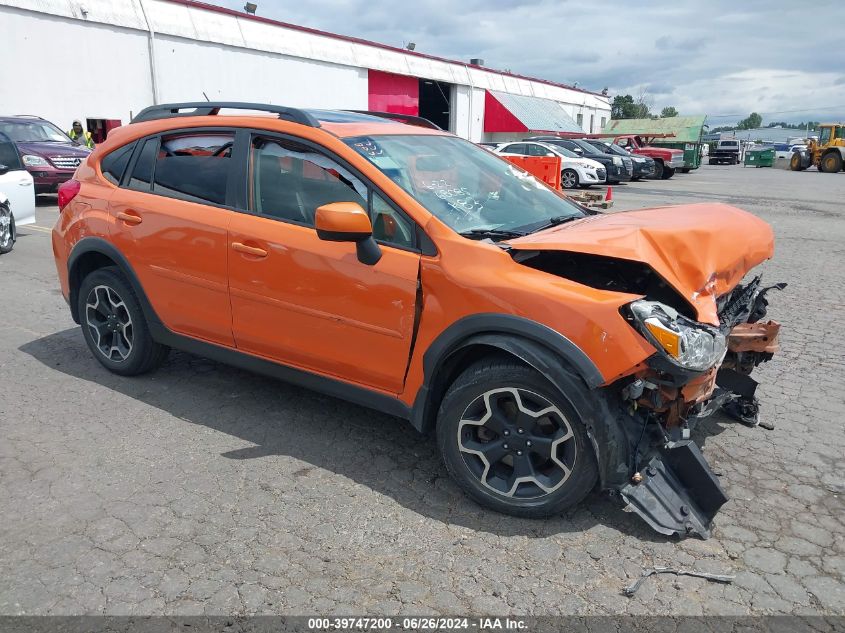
[52,103,784,538]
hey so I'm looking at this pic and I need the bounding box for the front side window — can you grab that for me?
[346,134,584,237]
[251,136,367,226]
[153,133,234,205]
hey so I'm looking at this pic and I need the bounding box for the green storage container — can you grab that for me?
[651,141,703,170]
[744,149,775,168]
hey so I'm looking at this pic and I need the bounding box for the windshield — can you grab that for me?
[573,139,606,154]
[0,120,69,143]
[346,135,584,236]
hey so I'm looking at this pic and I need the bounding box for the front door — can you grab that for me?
[109,130,237,346]
[228,134,420,393]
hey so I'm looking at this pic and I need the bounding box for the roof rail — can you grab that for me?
[347,110,441,130]
[131,102,321,127]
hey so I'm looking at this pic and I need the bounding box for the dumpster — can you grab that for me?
[744,148,775,168]
[652,140,703,171]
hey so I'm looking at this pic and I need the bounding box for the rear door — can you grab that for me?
[108,129,238,346]
[227,133,421,393]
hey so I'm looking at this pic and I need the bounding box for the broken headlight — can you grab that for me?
[629,300,727,372]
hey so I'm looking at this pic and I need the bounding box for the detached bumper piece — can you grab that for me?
[620,440,728,539]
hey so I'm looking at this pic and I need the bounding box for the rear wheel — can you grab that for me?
[436,360,598,518]
[561,169,579,189]
[821,152,842,173]
[0,205,14,254]
[78,267,169,376]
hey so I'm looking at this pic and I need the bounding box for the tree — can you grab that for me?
[737,112,762,130]
[611,94,652,119]
[660,106,678,118]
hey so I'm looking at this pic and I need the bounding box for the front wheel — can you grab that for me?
[790,153,803,171]
[653,161,664,178]
[78,267,170,376]
[561,168,579,189]
[662,166,676,179]
[0,205,15,254]
[436,360,598,518]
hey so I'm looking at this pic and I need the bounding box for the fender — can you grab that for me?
[408,314,627,487]
[67,237,161,326]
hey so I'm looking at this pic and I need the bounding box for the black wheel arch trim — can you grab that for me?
[409,314,605,433]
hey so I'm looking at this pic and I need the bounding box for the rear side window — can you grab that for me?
[128,138,158,191]
[101,141,137,185]
[153,133,234,205]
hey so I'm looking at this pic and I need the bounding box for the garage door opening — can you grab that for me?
[419,79,452,131]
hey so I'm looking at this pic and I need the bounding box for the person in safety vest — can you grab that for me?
[67,120,94,149]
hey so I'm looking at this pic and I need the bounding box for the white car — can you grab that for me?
[0,134,36,254]
[493,141,607,189]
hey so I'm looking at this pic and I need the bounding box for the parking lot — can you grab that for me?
[1,164,843,616]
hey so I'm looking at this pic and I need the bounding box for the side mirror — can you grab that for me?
[0,164,9,176]
[545,152,555,157]
[315,201,382,265]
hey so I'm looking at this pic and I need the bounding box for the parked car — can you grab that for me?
[709,139,743,165]
[773,142,805,160]
[0,132,36,254]
[612,135,685,179]
[493,140,606,189]
[587,139,656,180]
[528,137,632,183]
[0,115,91,195]
[52,102,783,538]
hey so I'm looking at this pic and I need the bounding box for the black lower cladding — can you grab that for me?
[619,440,729,539]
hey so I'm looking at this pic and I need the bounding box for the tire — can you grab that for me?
[821,152,842,173]
[790,153,803,171]
[436,359,599,518]
[662,166,676,179]
[78,266,169,376]
[680,168,691,173]
[653,161,664,178]
[561,168,579,189]
[0,205,14,254]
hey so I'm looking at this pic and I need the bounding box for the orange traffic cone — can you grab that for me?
[605,186,613,203]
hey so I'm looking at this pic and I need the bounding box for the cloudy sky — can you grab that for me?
[214,0,845,126]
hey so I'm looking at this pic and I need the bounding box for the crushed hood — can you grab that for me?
[507,203,775,324]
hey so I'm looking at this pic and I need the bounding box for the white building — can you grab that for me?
[0,0,610,144]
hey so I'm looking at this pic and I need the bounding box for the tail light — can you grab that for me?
[57,179,81,211]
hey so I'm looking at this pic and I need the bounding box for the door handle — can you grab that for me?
[18,179,30,186]
[116,211,143,225]
[232,242,268,258]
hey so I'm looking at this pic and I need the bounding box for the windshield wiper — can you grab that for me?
[516,215,581,234]
[459,228,526,240]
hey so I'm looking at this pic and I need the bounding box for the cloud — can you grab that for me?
[212,0,845,123]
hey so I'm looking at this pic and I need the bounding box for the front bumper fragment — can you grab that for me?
[620,440,729,539]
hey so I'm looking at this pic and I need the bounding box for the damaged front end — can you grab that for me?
[615,276,785,538]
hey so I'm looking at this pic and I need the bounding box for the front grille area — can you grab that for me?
[597,168,607,179]
[50,156,83,170]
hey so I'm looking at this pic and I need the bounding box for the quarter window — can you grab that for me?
[101,141,137,185]
[250,136,367,226]
[153,133,234,205]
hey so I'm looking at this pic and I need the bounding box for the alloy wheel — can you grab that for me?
[0,206,11,250]
[562,170,577,189]
[85,285,134,362]
[457,387,577,499]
